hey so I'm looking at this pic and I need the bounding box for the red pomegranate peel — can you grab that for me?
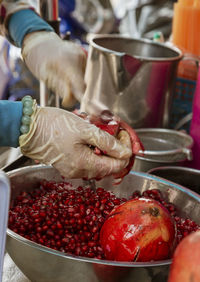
[113,120,144,184]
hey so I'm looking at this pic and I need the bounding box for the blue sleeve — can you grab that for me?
[0,101,23,148]
[8,9,54,47]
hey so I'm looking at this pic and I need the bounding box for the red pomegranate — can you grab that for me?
[168,230,200,282]
[100,197,177,262]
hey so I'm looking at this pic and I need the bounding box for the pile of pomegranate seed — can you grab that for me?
[9,181,126,259]
[9,181,200,260]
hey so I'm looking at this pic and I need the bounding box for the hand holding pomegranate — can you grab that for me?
[74,110,144,183]
[22,31,87,108]
[19,105,132,179]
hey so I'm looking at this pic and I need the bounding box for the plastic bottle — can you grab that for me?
[172,0,200,57]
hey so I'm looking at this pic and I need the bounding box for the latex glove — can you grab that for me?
[22,31,86,108]
[19,106,132,179]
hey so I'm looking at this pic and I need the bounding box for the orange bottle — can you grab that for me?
[172,0,200,57]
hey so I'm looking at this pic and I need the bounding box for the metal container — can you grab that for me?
[148,166,200,195]
[6,165,200,282]
[81,35,182,128]
[133,128,193,172]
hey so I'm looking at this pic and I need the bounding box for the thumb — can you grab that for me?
[70,72,86,102]
[61,90,78,109]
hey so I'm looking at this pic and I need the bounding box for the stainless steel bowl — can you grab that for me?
[148,166,200,195]
[133,128,193,172]
[6,165,200,282]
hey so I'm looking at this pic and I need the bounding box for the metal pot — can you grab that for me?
[133,128,193,172]
[148,166,200,195]
[81,34,182,128]
[6,165,200,282]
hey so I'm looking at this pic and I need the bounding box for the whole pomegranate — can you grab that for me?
[100,197,177,262]
[168,230,200,282]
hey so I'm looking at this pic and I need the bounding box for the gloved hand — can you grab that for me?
[22,31,86,108]
[19,106,132,179]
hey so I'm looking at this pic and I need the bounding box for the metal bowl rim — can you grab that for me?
[6,165,200,267]
[89,34,183,62]
[148,166,200,175]
[135,155,188,163]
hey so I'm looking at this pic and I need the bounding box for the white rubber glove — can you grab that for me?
[22,31,86,108]
[19,105,132,179]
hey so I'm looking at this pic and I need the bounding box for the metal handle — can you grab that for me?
[138,147,193,160]
[182,148,193,161]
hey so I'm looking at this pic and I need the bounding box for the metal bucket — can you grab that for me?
[81,34,182,128]
[5,165,200,282]
[148,166,200,195]
[133,128,193,172]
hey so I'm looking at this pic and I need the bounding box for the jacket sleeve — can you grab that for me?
[0,0,53,47]
[0,100,23,147]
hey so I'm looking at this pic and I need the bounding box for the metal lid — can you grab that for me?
[135,128,193,162]
[0,170,10,282]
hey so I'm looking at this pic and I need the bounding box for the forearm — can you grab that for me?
[0,1,53,47]
[8,9,54,47]
[0,101,22,147]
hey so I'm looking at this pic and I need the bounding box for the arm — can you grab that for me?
[0,0,50,45]
[0,97,132,180]
[0,101,22,147]
[0,0,87,108]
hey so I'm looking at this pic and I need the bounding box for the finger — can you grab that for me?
[82,125,132,160]
[46,62,85,106]
[70,73,86,102]
[117,130,131,148]
[62,93,77,109]
[68,51,86,102]
[78,146,130,179]
[88,155,129,180]
[119,120,144,154]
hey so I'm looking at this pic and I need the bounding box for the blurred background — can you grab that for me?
[0,0,176,105]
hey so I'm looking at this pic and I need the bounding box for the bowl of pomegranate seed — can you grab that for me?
[6,164,200,282]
